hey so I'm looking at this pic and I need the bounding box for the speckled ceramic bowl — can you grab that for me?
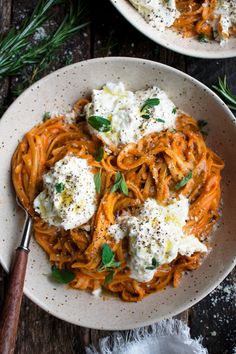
[0,57,235,330]
[110,0,236,59]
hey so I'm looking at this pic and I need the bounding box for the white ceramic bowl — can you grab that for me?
[0,57,235,330]
[110,0,236,59]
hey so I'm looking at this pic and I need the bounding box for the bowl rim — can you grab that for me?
[109,0,236,59]
[0,56,236,329]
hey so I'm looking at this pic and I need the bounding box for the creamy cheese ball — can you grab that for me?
[109,197,207,282]
[85,82,177,147]
[34,156,97,230]
[129,0,180,31]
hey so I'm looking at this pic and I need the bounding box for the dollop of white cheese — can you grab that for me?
[212,0,236,44]
[34,156,97,230]
[129,0,180,31]
[85,82,177,147]
[108,197,207,282]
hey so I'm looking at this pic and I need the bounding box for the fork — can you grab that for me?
[0,197,33,354]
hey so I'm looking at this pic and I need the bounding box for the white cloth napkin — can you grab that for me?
[86,319,208,354]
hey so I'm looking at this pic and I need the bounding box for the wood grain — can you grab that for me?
[0,1,235,353]
[189,271,236,353]
[0,249,28,354]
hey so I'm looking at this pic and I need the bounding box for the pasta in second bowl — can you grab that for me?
[0,57,236,329]
[110,0,236,58]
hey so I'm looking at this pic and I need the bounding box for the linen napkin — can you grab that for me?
[86,319,208,354]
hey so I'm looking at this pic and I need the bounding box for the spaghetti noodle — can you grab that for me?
[12,98,224,302]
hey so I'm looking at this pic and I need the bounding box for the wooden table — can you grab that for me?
[0,1,235,353]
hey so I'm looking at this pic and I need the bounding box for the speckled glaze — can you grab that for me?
[110,0,236,59]
[0,57,235,330]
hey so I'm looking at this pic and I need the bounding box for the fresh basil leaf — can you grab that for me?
[114,171,122,183]
[111,172,128,196]
[175,171,192,190]
[104,270,114,285]
[146,257,160,270]
[110,261,121,268]
[43,111,51,121]
[141,114,150,119]
[198,34,209,43]
[172,107,177,114]
[110,183,119,193]
[152,257,159,268]
[198,120,208,136]
[95,146,104,162]
[51,265,75,284]
[200,131,208,136]
[55,182,64,193]
[98,244,121,272]
[120,176,129,196]
[141,98,160,112]
[94,171,101,193]
[156,118,165,123]
[198,120,208,129]
[88,116,111,132]
[101,244,114,265]
[111,171,122,193]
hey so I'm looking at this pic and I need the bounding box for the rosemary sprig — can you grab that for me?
[0,0,88,78]
[213,76,236,111]
[0,0,59,77]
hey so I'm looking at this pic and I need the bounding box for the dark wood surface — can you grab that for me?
[0,1,235,353]
[0,248,29,354]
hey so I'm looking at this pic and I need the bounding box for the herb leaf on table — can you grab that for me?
[0,0,89,92]
[213,76,236,111]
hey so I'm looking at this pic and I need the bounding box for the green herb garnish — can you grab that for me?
[140,98,160,120]
[111,171,128,196]
[88,116,111,132]
[175,171,192,190]
[98,244,121,272]
[43,111,51,121]
[55,182,64,193]
[51,265,75,284]
[146,258,160,270]
[141,98,160,112]
[198,120,208,136]
[94,171,101,193]
[198,34,209,43]
[95,146,104,162]
[104,270,115,285]
[172,107,177,114]
[156,118,165,123]
[213,76,236,110]
[0,0,89,79]
[141,114,150,119]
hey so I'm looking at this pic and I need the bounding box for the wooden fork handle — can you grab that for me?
[0,248,29,354]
